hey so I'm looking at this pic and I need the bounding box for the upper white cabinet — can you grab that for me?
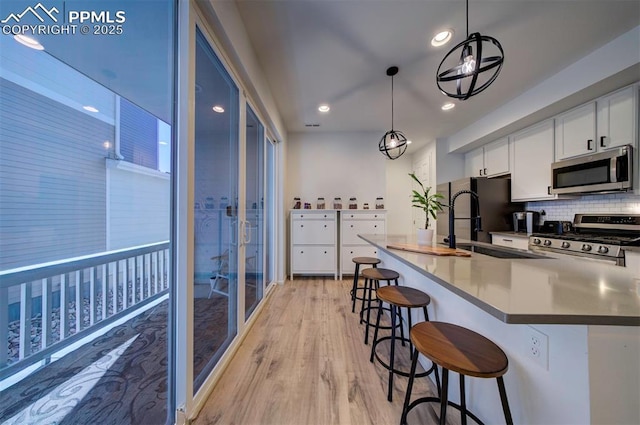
[597,85,637,151]
[465,137,509,178]
[554,103,596,160]
[510,119,556,201]
[555,85,637,160]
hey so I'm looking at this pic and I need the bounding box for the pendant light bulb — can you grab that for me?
[461,54,476,74]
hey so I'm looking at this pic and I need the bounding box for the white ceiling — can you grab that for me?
[235,0,640,150]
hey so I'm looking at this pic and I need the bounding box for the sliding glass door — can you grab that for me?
[192,27,239,393]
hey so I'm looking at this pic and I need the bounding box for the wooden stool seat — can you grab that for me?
[361,267,399,281]
[376,286,431,309]
[401,321,513,425]
[352,256,381,265]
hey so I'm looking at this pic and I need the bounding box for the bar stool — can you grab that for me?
[369,285,439,402]
[360,267,401,345]
[401,321,513,425]
[350,257,381,313]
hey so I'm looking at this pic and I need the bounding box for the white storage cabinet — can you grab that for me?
[340,211,386,279]
[290,210,337,280]
[491,233,530,250]
[465,137,510,178]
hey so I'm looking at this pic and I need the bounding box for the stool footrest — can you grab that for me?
[371,336,435,379]
[359,306,398,328]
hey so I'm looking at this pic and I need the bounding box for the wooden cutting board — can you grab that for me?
[386,243,471,257]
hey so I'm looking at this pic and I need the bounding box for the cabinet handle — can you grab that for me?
[324,224,327,228]
[300,224,304,228]
[503,239,513,242]
[300,251,304,254]
[324,251,327,254]
[600,136,606,148]
[374,225,377,228]
[587,139,594,150]
[479,169,483,176]
[484,168,487,175]
[350,225,354,228]
[350,251,353,254]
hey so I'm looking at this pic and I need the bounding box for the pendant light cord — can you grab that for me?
[391,74,394,130]
[466,0,469,38]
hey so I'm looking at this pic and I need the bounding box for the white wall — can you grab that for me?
[286,131,386,208]
[385,154,413,235]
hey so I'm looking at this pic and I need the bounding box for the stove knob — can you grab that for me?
[561,241,571,249]
[532,238,541,245]
[598,246,609,254]
[581,244,592,252]
[543,240,552,246]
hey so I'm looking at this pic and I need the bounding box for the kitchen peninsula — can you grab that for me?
[360,234,640,425]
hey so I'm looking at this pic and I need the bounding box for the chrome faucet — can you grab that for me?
[448,190,482,249]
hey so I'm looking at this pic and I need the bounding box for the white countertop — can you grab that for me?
[360,234,640,326]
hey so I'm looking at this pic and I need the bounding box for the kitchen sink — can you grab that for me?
[456,243,545,259]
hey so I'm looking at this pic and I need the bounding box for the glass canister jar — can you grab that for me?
[333,197,342,209]
[292,197,301,209]
[363,202,370,210]
[349,197,357,209]
[376,197,385,209]
[317,197,326,209]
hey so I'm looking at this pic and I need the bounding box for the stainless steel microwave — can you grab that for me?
[550,145,633,195]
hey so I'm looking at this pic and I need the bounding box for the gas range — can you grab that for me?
[529,214,640,266]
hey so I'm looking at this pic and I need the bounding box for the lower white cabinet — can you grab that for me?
[492,233,530,250]
[340,211,386,278]
[290,210,337,279]
[624,250,640,278]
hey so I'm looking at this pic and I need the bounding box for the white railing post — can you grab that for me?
[0,286,8,366]
[60,273,68,339]
[122,259,128,310]
[41,278,52,349]
[74,270,81,334]
[19,282,32,360]
[89,267,96,326]
[145,253,151,299]
[102,264,108,320]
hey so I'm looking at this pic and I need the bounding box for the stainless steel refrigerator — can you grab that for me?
[436,177,524,245]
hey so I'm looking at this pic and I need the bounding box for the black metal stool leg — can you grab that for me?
[439,368,449,425]
[359,277,369,324]
[387,304,397,402]
[351,263,360,313]
[400,348,419,425]
[370,298,383,362]
[497,376,514,425]
[407,311,413,354]
[460,374,467,425]
[364,279,377,345]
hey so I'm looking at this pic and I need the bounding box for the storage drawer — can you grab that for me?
[291,246,335,272]
[291,212,335,220]
[492,234,529,250]
[342,212,385,220]
[292,220,335,244]
[341,245,380,274]
[342,220,385,245]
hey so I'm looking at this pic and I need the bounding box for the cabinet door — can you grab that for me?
[342,220,385,245]
[555,102,597,160]
[597,86,637,150]
[492,234,529,250]
[511,119,555,201]
[465,147,484,177]
[291,246,335,272]
[291,220,335,244]
[484,137,509,177]
[341,245,380,273]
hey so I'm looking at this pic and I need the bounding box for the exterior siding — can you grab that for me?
[0,78,110,270]
[119,98,158,169]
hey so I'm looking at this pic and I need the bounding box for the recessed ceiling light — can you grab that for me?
[83,105,99,113]
[431,29,454,47]
[441,102,456,111]
[406,140,412,144]
[159,141,168,145]
[318,104,330,113]
[212,105,225,113]
[14,34,44,50]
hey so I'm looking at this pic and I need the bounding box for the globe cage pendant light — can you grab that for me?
[436,0,504,100]
[378,66,408,160]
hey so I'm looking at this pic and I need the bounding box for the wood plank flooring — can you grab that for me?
[195,277,445,425]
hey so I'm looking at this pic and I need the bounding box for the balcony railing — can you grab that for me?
[0,242,169,379]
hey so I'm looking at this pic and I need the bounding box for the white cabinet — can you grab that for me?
[465,138,509,178]
[554,102,596,160]
[510,119,557,201]
[492,233,530,250]
[597,85,637,151]
[290,210,337,279]
[555,85,637,160]
[340,211,386,278]
[624,250,640,278]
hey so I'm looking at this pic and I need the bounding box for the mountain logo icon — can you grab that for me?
[1,3,59,24]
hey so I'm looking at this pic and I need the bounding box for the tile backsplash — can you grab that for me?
[526,193,640,222]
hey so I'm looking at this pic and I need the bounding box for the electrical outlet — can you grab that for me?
[525,326,548,370]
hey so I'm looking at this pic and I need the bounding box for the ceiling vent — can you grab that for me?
[304,123,320,127]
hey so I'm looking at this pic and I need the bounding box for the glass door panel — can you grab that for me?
[244,106,264,318]
[193,27,238,393]
[265,139,276,286]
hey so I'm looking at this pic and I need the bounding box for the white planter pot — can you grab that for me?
[417,228,434,245]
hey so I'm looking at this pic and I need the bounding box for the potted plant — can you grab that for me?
[409,172,445,245]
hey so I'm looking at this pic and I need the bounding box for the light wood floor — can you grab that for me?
[194,277,445,425]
